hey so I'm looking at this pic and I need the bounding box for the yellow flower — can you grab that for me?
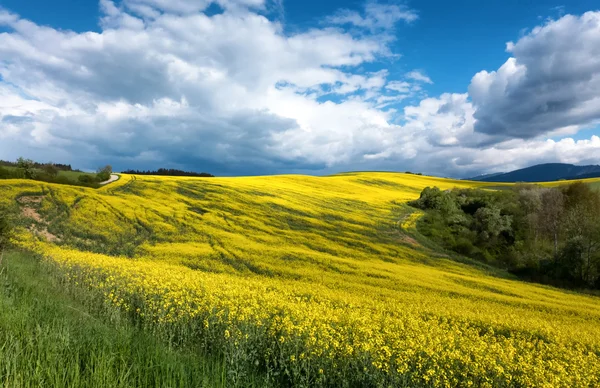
[6,172,599,387]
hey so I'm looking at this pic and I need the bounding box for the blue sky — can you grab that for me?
[2,0,589,95]
[2,0,591,94]
[0,0,600,176]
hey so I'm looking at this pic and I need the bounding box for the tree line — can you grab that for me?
[409,182,600,289]
[0,158,112,188]
[0,159,74,172]
[122,168,214,177]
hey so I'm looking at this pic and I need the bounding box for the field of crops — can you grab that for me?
[2,173,600,387]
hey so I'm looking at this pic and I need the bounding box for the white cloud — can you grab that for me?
[0,2,409,173]
[327,2,418,31]
[469,11,600,139]
[385,81,411,93]
[1,3,600,177]
[405,70,433,84]
[123,0,266,14]
[380,75,429,107]
[403,93,478,147]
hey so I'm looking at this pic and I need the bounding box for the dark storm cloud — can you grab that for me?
[469,12,600,139]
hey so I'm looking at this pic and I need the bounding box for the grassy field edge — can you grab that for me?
[0,250,268,388]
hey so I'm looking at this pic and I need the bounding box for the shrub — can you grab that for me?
[0,167,12,179]
[78,174,95,183]
[453,237,475,255]
[17,157,36,179]
[42,163,59,178]
[97,165,113,182]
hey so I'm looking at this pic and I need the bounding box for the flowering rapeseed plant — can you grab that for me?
[2,172,600,386]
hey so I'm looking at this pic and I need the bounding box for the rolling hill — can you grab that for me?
[1,172,600,386]
[467,163,600,182]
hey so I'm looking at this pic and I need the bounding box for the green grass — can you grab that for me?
[0,250,269,388]
[588,180,600,191]
[0,166,102,189]
[56,170,97,181]
[1,166,97,182]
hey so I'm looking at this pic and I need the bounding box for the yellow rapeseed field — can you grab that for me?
[2,173,600,387]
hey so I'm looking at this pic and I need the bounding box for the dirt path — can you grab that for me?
[100,174,119,185]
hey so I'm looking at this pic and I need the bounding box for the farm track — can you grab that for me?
[99,174,120,185]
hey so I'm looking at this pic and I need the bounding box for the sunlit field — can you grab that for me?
[2,173,600,387]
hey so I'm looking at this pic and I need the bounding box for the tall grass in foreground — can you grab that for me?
[0,251,269,388]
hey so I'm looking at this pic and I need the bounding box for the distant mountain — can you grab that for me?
[465,172,506,181]
[562,171,600,181]
[467,163,600,183]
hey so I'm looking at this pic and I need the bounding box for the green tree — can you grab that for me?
[538,188,564,256]
[42,163,59,178]
[562,181,597,209]
[0,166,13,179]
[97,165,113,181]
[78,174,95,184]
[17,157,36,179]
[517,187,542,240]
[474,206,512,242]
[411,187,460,217]
[560,186,600,287]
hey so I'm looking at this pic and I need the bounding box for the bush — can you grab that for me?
[78,174,95,184]
[97,165,113,182]
[453,237,475,255]
[17,157,36,179]
[42,163,59,178]
[0,167,12,179]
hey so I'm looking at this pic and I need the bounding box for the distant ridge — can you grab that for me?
[466,163,600,183]
[465,172,506,181]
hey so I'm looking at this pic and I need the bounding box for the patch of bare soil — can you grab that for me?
[18,195,60,243]
[399,234,419,246]
[17,196,44,205]
[22,206,43,222]
[35,227,59,242]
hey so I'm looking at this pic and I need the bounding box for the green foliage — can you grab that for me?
[473,205,511,241]
[97,165,113,182]
[42,163,59,178]
[78,174,96,183]
[0,251,270,387]
[0,208,11,253]
[409,187,460,217]
[0,158,101,188]
[16,157,36,179]
[411,182,600,289]
[0,166,14,179]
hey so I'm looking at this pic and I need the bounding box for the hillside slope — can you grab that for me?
[1,173,600,386]
[470,163,600,182]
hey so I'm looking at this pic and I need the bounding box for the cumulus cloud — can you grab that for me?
[327,2,418,32]
[469,11,600,139]
[122,0,266,15]
[390,11,600,177]
[405,70,432,84]
[1,2,600,177]
[0,1,410,173]
[385,81,411,93]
